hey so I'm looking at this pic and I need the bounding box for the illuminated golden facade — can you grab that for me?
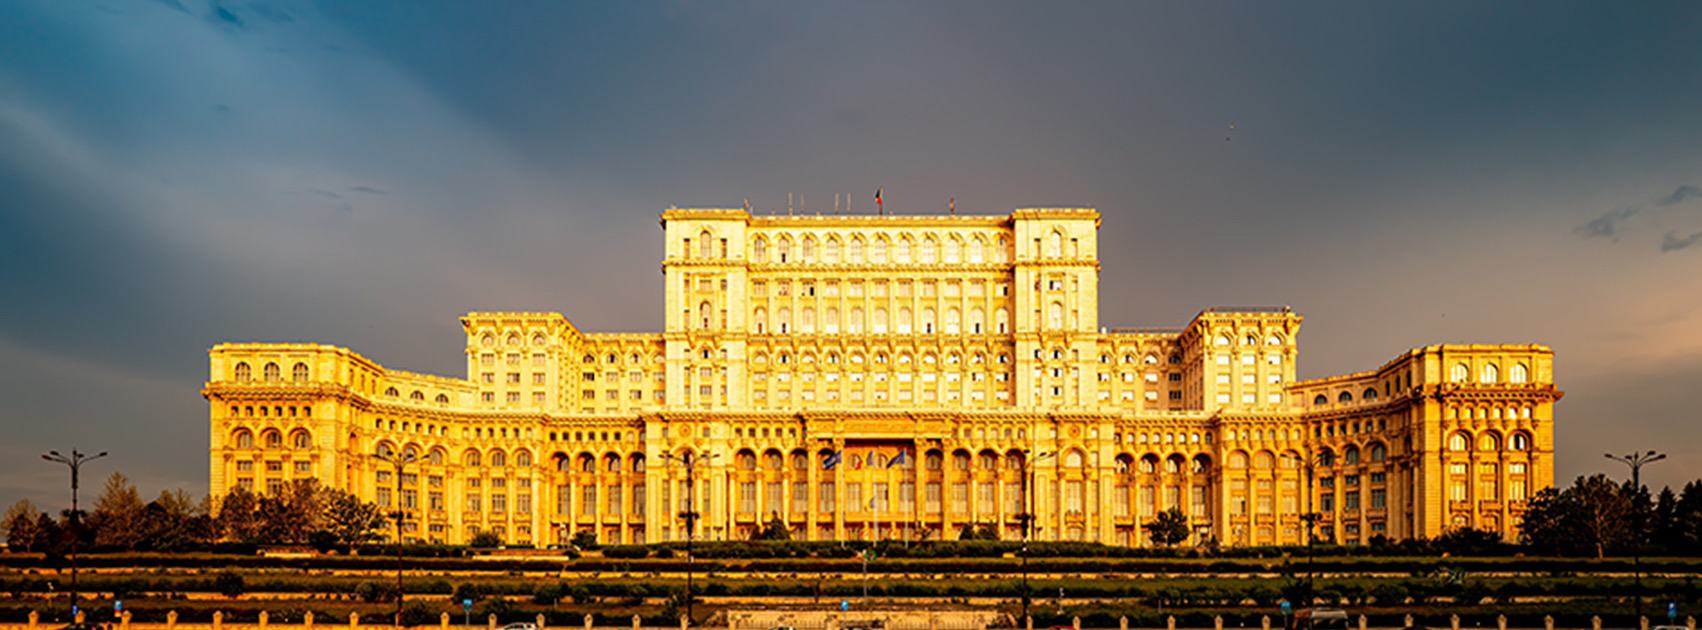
[204,208,1560,547]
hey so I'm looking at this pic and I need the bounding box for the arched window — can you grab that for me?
[234,430,253,449]
[1449,433,1469,452]
[1048,302,1063,329]
[849,238,863,263]
[1047,231,1062,257]
[1253,451,1274,469]
[1369,443,1387,461]
[1478,433,1500,451]
[825,238,839,263]
[1482,363,1500,383]
[873,238,888,263]
[921,236,938,263]
[385,387,399,397]
[262,430,282,449]
[411,390,425,402]
[633,455,648,473]
[1510,363,1529,383]
[515,450,532,467]
[849,307,864,334]
[945,237,962,263]
[1215,335,1231,346]
[953,451,971,470]
[1451,363,1470,383]
[465,451,482,467]
[1338,391,1353,403]
[292,363,309,382]
[945,308,961,334]
[1065,451,1083,468]
[1363,388,1378,400]
[753,238,767,263]
[1343,447,1360,464]
[801,236,816,262]
[764,451,783,470]
[292,431,311,449]
[435,394,449,404]
[233,362,252,382]
[1511,433,1530,451]
[926,451,944,470]
[1313,394,1328,405]
[777,236,792,262]
[489,450,507,467]
[738,451,756,470]
[263,363,281,381]
[898,307,913,334]
[996,308,1009,333]
[699,230,713,258]
[896,237,912,263]
[1227,452,1248,469]
[606,455,621,472]
[753,308,767,334]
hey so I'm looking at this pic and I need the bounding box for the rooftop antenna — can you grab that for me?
[788,193,794,216]
[834,193,840,215]
[950,197,956,215]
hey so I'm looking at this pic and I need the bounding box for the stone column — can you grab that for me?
[306,612,315,628]
[28,610,38,629]
[1498,615,1506,630]
[213,611,223,630]
[441,613,450,630]
[1262,616,1271,630]
[1592,616,1602,630]
[349,613,358,630]
[1451,615,1460,630]
[167,611,178,629]
[261,611,270,629]
[586,614,595,630]
[1215,616,1224,630]
[633,615,642,630]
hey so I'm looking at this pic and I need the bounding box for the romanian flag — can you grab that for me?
[874,188,883,213]
[887,449,908,468]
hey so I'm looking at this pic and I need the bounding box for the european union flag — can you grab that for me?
[822,449,843,470]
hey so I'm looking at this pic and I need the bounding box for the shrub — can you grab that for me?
[355,580,394,603]
[213,571,246,598]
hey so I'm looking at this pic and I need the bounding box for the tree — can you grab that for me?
[218,486,263,542]
[139,489,201,552]
[1143,506,1191,547]
[1652,486,1680,552]
[569,529,596,550]
[470,530,504,548]
[319,489,384,552]
[753,514,791,540]
[1519,474,1634,557]
[257,479,325,544]
[2,500,44,552]
[1434,527,1503,556]
[91,472,146,551]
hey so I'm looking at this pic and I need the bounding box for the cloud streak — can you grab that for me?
[1576,185,1702,246]
[1661,230,1702,252]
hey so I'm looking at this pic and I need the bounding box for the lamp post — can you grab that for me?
[41,449,106,620]
[377,450,416,628]
[1605,450,1665,622]
[662,451,717,627]
[1017,450,1057,625]
[1282,451,1325,604]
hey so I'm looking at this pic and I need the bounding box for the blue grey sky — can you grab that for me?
[3,0,1702,510]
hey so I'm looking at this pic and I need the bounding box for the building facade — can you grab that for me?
[204,208,1560,547]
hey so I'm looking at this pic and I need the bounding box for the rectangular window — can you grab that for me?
[1450,481,1468,502]
[1370,488,1386,508]
[818,482,835,512]
[1511,480,1527,501]
[767,482,783,514]
[1004,484,1020,515]
[633,484,646,516]
[792,482,808,513]
[376,487,391,507]
[978,484,994,513]
[466,494,480,513]
[952,483,969,513]
[429,491,444,511]
[1344,491,1359,510]
[607,486,622,515]
[846,484,863,512]
[491,493,507,513]
[582,486,597,515]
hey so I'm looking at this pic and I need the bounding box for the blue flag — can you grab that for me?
[822,449,843,470]
[886,449,908,468]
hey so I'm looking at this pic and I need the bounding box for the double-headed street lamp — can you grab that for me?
[1605,450,1665,622]
[377,449,417,628]
[41,449,106,620]
[1016,449,1057,625]
[661,451,718,627]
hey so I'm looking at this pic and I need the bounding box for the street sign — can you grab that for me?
[840,601,849,612]
[462,599,473,613]
[115,600,122,613]
[1669,602,1677,620]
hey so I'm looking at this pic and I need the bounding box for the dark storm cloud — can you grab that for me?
[1660,230,1702,252]
[3,0,1702,508]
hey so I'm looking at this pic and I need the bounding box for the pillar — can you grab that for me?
[306,612,315,628]
[28,611,39,629]
[1121,617,1129,630]
[1074,617,1082,630]
[1168,617,1176,630]
[121,611,132,630]
[1498,615,1506,630]
[1359,616,1367,630]
[1406,616,1414,628]
[168,611,178,629]
[349,613,358,630]
[490,615,499,630]
[261,611,270,629]
[1642,618,1651,630]
[1262,617,1271,630]
[1451,615,1460,630]
[633,615,642,630]
[1592,616,1602,630]
[1543,618,1553,630]
[442,613,450,630]
[76,612,86,625]
[586,614,594,630]
[213,611,223,630]
[1215,616,1224,630]
[680,616,688,630]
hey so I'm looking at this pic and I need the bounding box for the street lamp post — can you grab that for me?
[662,451,717,627]
[41,449,106,620]
[1605,450,1666,622]
[1017,450,1057,625]
[1282,451,1323,604]
[377,450,417,628]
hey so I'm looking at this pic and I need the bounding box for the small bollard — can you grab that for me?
[1359,615,1367,630]
[1406,616,1415,628]
[1122,617,1130,630]
[586,613,594,630]
[633,615,642,630]
[680,615,688,630]
[442,613,450,630]
[1544,616,1553,630]
[1451,615,1461,630]
[490,614,499,630]
[261,611,270,628]
[1262,616,1271,630]
[1642,618,1651,630]
[1689,616,1697,630]
[350,613,359,630]
[76,612,86,625]
[1498,615,1507,630]
[213,611,223,630]
[1168,617,1177,630]
[121,611,132,630]
[306,612,315,629]
[168,611,178,629]
[1074,617,1082,630]
[1592,616,1602,630]
[29,610,39,629]
[1028,617,1034,630]
[1215,616,1224,630]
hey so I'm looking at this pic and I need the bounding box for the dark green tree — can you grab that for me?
[319,489,385,552]
[470,530,504,548]
[570,529,597,550]
[753,513,791,540]
[1143,506,1191,547]
[91,472,146,551]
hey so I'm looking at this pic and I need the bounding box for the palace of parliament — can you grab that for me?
[204,207,1560,548]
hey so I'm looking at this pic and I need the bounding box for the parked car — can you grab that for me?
[500,623,539,630]
[1288,608,1350,630]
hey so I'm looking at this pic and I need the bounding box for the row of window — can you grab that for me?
[741,232,1014,265]
[230,428,311,450]
[232,361,309,382]
[748,305,1012,335]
